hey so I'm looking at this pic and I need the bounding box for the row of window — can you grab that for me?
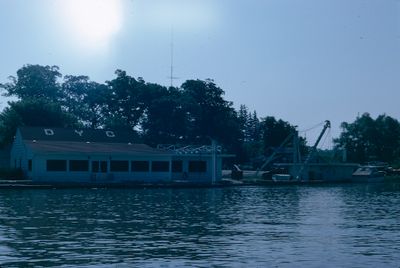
[46,160,207,173]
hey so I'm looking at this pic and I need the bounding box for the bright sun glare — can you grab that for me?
[58,0,122,50]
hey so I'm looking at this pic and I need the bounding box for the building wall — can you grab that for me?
[286,163,359,181]
[10,130,34,175]
[11,132,224,184]
[0,149,10,169]
[29,154,173,183]
[24,154,222,183]
[171,155,223,183]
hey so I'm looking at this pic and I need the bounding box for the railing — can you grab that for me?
[157,144,222,155]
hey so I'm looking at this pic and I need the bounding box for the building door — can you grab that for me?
[92,161,108,173]
[91,160,109,182]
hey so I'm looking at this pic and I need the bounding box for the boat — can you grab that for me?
[272,174,292,182]
[384,166,400,181]
[351,166,385,183]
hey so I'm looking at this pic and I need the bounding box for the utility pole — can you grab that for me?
[211,139,217,185]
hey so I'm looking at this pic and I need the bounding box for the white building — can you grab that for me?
[10,127,225,185]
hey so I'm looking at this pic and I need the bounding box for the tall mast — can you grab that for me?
[168,26,179,87]
[170,26,174,88]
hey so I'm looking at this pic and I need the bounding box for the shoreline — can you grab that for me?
[0,178,366,190]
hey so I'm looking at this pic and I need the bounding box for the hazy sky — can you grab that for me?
[0,0,399,146]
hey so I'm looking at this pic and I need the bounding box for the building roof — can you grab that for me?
[24,140,169,156]
[19,127,169,156]
[19,127,138,143]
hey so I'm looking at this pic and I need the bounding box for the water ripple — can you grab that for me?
[0,184,399,267]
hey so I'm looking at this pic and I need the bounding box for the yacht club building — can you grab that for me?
[10,127,224,184]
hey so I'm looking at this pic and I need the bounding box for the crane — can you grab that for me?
[295,120,331,180]
[255,130,297,177]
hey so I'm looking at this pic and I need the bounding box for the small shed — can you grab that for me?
[10,127,224,184]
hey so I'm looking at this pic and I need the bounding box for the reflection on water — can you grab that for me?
[0,183,399,267]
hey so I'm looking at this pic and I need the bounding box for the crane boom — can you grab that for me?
[296,120,331,180]
[255,131,296,176]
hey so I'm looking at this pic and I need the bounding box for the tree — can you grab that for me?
[62,75,108,129]
[248,111,261,142]
[104,70,147,130]
[0,64,62,102]
[261,116,296,153]
[259,116,307,163]
[235,106,264,164]
[238,104,249,142]
[141,87,189,146]
[0,99,77,146]
[334,113,400,163]
[375,115,400,162]
[181,79,241,148]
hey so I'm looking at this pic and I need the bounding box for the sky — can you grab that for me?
[0,0,399,147]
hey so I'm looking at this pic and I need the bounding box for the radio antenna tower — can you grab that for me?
[169,27,179,87]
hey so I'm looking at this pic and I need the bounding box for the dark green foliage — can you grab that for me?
[0,66,244,154]
[334,113,400,163]
[62,75,108,129]
[258,116,307,165]
[183,79,242,153]
[236,105,263,163]
[238,105,261,142]
[141,87,188,146]
[248,111,261,142]
[2,65,399,166]
[0,65,76,146]
[238,104,249,142]
[0,99,77,146]
[0,64,62,102]
[6,64,400,166]
[261,116,297,154]
[104,70,147,130]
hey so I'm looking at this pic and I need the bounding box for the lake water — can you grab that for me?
[0,183,399,267]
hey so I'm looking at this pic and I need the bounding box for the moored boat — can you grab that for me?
[272,173,292,182]
[351,166,385,183]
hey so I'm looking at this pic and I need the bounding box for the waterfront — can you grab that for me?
[0,183,399,267]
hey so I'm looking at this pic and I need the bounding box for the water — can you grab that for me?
[0,183,399,267]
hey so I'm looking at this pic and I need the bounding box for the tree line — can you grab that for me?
[1,64,399,166]
[334,113,400,165]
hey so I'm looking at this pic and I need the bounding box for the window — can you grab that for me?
[28,159,32,171]
[110,160,129,172]
[44,129,54,135]
[172,160,183,172]
[189,161,207,172]
[70,160,89,172]
[105,131,115,137]
[152,161,169,172]
[132,161,149,172]
[47,160,67,172]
